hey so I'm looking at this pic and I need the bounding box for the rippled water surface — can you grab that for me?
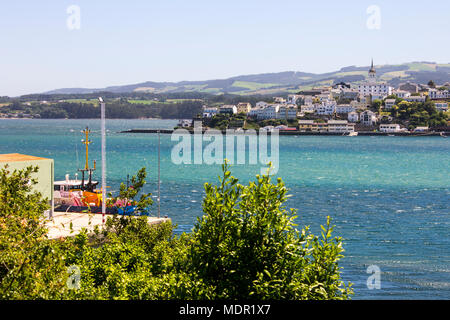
[1,119,449,299]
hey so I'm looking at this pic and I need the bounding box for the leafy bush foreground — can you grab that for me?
[0,163,352,300]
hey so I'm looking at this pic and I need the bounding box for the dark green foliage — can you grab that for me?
[0,164,352,300]
[189,162,352,299]
[390,100,448,128]
[0,165,69,299]
[107,167,153,214]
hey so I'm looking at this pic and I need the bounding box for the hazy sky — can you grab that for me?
[1,0,449,96]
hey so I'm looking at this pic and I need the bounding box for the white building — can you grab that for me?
[379,124,403,133]
[219,105,237,114]
[300,105,315,113]
[257,104,280,120]
[248,107,262,118]
[335,104,355,114]
[327,120,355,133]
[358,60,393,97]
[384,99,396,110]
[315,100,337,115]
[256,101,269,108]
[428,88,450,100]
[273,97,286,104]
[202,106,218,118]
[303,96,314,106]
[178,119,193,127]
[287,94,302,105]
[435,102,448,112]
[358,84,392,97]
[404,95,426,103]
[318,92,332,102]
[348,111,359,123]
[393,90,411,98]
[277,105,298,120]
[414,126,429,132]
[360,110,377,126]
[236,102,252,114]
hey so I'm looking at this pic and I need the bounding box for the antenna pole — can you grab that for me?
[100,98,106,223]
[158,128,161,219]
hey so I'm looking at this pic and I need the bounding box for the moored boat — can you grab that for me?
[54,127,150,216]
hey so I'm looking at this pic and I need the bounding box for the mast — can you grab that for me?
[99,97,106,223]
[79,127,95,192]
[82,127,91,170]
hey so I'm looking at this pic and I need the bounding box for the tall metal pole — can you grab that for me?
[158,128,161,218]
[100,97,106,224]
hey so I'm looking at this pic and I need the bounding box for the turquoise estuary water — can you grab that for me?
[1,119,449,299]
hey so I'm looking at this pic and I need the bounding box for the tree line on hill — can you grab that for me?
[1,92,283,119]
[2,100,204,119]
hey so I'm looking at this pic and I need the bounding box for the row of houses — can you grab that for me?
[200,61,449,127]
[203,103,299,120]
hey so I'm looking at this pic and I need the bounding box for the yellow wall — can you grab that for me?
[1,158,54,214]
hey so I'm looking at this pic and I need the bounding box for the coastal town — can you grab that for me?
[178,61,449,135]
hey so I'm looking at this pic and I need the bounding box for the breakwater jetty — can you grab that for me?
[120,128,448,137]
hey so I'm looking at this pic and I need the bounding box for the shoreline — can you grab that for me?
[120,128,449,137]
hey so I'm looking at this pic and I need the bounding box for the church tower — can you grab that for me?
[368,59,376,82]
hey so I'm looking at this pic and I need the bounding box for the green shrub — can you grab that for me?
[0,164,352,300]
[189,162,352,299]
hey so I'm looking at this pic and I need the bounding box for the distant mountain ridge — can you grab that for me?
[44,62,450,95]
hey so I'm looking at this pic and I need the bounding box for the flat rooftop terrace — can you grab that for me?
[0,153,50,162]
[46,211,171,239]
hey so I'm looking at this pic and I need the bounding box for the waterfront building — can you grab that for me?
[298,120,328,132]
[414,126,429,132]
[178,119,193,127]
[379,124,404,133]
[327,120,355,133]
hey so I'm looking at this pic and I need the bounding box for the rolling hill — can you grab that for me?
[44,62,450,96]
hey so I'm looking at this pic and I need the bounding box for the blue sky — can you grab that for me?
[1,0,449,96]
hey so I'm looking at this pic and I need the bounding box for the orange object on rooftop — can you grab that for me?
[0,153,49,162]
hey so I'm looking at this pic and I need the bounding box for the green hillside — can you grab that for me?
[44,62,450,96]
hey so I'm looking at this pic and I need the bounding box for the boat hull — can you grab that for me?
[55,204,150,216]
